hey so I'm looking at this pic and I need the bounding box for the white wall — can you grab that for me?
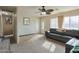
[0,15,1,34]
[17,7,39,36]
[0,15,3,36]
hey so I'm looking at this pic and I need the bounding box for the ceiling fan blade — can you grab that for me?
[37,6,56,15]
[38,8,42,11]
[46,12,51,14]
[46,9,54,12]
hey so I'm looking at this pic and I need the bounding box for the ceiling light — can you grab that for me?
[41,12,46,15]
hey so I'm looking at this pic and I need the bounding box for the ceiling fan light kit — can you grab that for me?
[38,6,54,15]
[41,11,46,15]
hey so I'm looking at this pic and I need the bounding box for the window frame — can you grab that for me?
[62,15,79,30]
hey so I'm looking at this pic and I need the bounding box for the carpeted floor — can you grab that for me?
[10,34,65,53]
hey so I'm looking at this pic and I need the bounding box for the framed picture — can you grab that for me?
[5,16,12,24]
[23,17,30,25]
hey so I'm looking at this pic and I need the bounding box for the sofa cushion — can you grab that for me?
[50,28,79,39]
[64,30,74,37]
[65,30,79,38]
[72,30,79,38]
[46,32,72,43]
[50,28,57,33]
[50,28,69,36]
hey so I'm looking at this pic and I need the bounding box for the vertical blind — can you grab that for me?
[50,17,58,28]
[63,15,79,30]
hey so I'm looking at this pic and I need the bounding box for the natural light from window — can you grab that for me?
[63,15,79,30]
[50,17,58,28]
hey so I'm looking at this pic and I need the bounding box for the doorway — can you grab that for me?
[1,13,17,43]
[0,6,17,43]
[39,17,45,34]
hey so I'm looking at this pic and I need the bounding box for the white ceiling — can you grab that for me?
[0,6,79,12]
[21,6,79,16]
[23,6,79,9]
[0,6,16,12]
[23,6,79,11]
[0,6,79,16]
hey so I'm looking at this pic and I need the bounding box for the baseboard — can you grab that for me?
[19,33,39,37]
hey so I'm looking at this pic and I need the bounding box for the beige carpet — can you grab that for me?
[10,34,65,53]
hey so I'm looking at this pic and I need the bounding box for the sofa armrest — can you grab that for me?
[66,38,79,46]
[65,38,79,53]
[45,31,50,37]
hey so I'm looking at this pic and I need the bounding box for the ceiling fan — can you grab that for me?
[38,6,54,15]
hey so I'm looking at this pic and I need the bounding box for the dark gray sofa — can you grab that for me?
[45,28,79,53]
[45,28,79,43]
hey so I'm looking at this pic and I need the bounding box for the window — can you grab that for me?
[63,16,79,30]
[50,17,58,28]
[69,16,79,30]
[63,17,70,29]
